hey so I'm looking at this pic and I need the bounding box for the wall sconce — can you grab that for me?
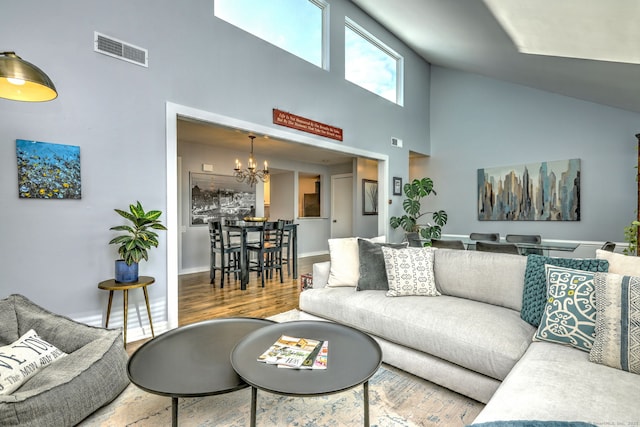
[0,51,57,102]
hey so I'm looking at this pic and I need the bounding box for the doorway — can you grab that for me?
[331,174,353,238]
[166,103,389,328]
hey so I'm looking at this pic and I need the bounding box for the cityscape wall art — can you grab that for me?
[190,172,256,225]
[477,158,580,221]
[16,139,82,199]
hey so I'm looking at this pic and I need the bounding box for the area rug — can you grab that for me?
[80,310,483,426]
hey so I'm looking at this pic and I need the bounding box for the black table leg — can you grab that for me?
[241,228,248,290]
[292,226,298,279]
[363,381,370,427]
[250,386,257,427]
[172,397,178,427]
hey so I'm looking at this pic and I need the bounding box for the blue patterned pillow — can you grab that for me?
[521,255,608,327]
[590,272,640,374]
[534,265,596,352]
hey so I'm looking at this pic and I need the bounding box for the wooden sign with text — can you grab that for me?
[273,109,343,141]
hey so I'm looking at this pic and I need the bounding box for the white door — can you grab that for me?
[331,174,353,238]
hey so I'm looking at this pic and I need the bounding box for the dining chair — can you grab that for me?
[405,232,424,247]
[475,241,521,255]
[431,239,466,250]
[279,219,294,277]
[600,241,616,252]
[469,232,500,242]
[247,220,285,287]
[208,220,242,288]
[505,234,543,255]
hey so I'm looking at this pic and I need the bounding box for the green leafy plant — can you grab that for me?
[623,220,640,255]
[389,177,448,243]
[109,201,168,265]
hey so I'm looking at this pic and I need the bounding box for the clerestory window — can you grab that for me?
[214,0,328,68]
[345,18,404,105]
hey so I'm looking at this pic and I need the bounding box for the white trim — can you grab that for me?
[166,103,179,329]
[165,102,389,328]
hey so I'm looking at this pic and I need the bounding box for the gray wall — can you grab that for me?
[426,67,640,242]
[0,0,428,326]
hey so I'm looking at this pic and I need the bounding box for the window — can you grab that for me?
[214,0,327,68]
[345,18,403,105]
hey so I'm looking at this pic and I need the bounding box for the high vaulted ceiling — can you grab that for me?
[351,0,640,113]
[180,1,640,164]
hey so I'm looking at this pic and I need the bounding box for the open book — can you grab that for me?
[257,335,328,369]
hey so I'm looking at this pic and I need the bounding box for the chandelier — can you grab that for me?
[234,135,270,186]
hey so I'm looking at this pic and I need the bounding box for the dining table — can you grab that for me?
[441,236,579,253]
[224,221,298,290]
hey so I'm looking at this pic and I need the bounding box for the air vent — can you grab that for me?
[391,137,403,148]
[94,32,148,67]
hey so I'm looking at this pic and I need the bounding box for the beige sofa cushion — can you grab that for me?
[300,287,535,381]
[474,342,640,424]
[596,249,640,275]
[434,249,527,311]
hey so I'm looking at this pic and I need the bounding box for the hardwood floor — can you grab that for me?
[178,254,328,326]
[125,254,329,354]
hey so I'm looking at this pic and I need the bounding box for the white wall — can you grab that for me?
[0,0,428,328]
[426,67,640,242]
[177,140,359,274]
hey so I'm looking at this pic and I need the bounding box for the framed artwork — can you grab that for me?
[190,173,256,226]
[16,139,81,199]
[362,179,378,215]
[478,158,580,221]
[393,177,402,196]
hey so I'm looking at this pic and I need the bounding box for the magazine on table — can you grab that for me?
[257,335,328,369]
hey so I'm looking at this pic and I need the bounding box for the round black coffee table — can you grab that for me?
[231,320,382,427]
[127,317,274,426]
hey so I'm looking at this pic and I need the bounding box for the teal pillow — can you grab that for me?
[521,255,608,327]
[534,265,596,352]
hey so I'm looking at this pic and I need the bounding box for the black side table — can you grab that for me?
[127,317,274,426]
[231,320,382,427]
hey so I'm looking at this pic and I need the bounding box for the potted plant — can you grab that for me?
[389,177,448,246]
[109,201,167,282]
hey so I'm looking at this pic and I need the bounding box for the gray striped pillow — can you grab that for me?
[590,272,640,374]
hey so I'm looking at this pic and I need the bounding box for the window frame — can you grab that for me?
[214,0,329,70]
[344,17,404,106]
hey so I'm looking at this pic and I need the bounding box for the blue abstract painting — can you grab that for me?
[478,159,580,221]
[16,139,82,199]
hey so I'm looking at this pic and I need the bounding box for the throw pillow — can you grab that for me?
[326,236,387,287]
[596,249,640,276]
[327,237,360,287]
[0,329,68,395]
[521,254,608,327]
[356,239,408,291]
[590,272,640,374]
[381,246,440,297]
[533,265,597,352]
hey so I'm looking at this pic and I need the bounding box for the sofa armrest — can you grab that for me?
[312,261,331,288]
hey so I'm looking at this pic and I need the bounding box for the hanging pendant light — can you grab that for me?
[233,135,270,186]
[0,52,58,102]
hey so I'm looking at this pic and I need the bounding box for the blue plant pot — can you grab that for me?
[115,260,138,283]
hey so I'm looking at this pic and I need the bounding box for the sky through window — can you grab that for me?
[215,0,324,67]
[345,20,400,104]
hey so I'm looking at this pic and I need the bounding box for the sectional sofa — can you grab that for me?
[299,239,640,425]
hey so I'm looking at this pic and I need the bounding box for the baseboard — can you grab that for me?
[74,299,171,342]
